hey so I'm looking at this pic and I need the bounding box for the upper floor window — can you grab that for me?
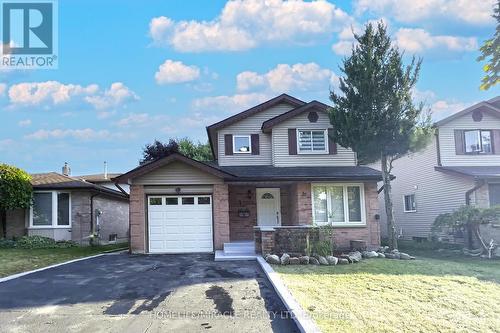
[233,135,251,154]
[297,129,327,153]
[464,130,492,154]
[403,194,416,213]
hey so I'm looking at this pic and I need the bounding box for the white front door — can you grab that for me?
[256,188,281,226]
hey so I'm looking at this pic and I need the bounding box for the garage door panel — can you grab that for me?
[148,195,213,253]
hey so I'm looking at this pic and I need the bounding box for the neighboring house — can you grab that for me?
[4,164,129,244]
[372,96,500,242]
[78,172,130,194]
[115,94,383,255]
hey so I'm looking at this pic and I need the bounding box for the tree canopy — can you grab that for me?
[477,0,500,90]
[140,138,213,164]
[0,164,32,211]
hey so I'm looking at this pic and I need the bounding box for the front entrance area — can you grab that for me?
[256,188,281,226]
[147,195,213,253]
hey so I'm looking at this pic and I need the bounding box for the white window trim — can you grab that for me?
[311,183,366,226]
[233,135,252,154]
[403,194,417,213]
[296,129,329,154]
[463,129,493,154]
[29,191,72,229]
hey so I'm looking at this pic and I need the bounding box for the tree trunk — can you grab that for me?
[381,154,398,249]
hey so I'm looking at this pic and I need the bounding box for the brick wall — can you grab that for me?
[214,184,230,250]
[94,196,129,243]
[289,182,312,225]
[71,191,92,244]
[129,185,146,253]
[229,185,257,240]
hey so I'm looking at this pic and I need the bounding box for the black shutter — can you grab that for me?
[493,130,500,154]
[328,128,337,154]
[288,128,297,155]
[224,134,233,155]
[454,130,465,155]
[251,134,260,155]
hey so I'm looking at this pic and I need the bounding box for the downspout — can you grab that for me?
[464,179,486,249]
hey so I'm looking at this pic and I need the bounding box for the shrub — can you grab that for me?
[16,235,57,249]
[0,238,16,248]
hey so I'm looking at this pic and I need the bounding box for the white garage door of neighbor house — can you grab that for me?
[148,195,213,253]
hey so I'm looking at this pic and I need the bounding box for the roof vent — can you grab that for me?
[62,162,71,176]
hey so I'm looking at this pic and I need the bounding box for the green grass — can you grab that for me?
[274,245,500,333]
[0,243,127,278]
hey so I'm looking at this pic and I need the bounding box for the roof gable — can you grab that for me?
[113,152,234,183]
[261,100,330,132]
[434,100,500,127]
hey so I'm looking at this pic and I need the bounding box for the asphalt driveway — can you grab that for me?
[0,253,298,333]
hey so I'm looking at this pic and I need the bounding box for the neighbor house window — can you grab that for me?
[464,130,492,154]
[297,129,328,153]
[233,135,251,153]
[403,194,416,212]
[31,192,71,228]
[312,184,365,225]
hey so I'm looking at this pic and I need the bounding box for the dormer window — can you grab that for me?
[464,130,492,154]
[297,129,328,153]
[233,135,251,154]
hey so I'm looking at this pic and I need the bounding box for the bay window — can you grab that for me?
[312,184,365,225]
[30,191,71,228]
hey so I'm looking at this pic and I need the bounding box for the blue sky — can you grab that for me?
[0,0,498,175]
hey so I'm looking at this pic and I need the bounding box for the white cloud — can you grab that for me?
[8,81,98,105]
[237,62,338,93]
[18,119,31,127]
[395,28,477,54]
[192,93,270,112]
[149,0,352,52]
[431,100,471,120]
[115,112,171,129]
[85,82,139,109]
[354,0,496,26]
[7,81,138,110]
[155,59,200,84]
[25,128,111,141]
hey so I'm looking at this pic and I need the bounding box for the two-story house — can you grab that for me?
[115,94,383,257]
[374,96,500,242]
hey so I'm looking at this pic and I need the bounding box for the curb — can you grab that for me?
[0,250,126,284]
[256,256,321,333]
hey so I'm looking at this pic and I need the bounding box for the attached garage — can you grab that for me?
[148,195,213,253]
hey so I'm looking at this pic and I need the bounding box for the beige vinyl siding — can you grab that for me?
[371,139,476,239]
[272,111,357,167]
[439,112,500,166]
[132,161,223,185]
[217,103,295,166]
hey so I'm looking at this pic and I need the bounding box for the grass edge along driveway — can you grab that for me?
[0,243,127,278]
[274,248,500,333]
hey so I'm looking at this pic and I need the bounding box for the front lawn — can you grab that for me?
[0,243,127,278]
[274,245,500,333]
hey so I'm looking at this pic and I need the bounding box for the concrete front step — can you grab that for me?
[214,250,258,261]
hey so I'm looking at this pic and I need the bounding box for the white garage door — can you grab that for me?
[148,195,213,253]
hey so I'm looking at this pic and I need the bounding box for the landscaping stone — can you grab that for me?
[348,251,362,263]
[385,252,400,259]
[289,257,300,265]
[326,256,338,265]
[377,252,386,258]
[280,253,290,265]
[399,253,415,260]
[362,251,378,259]
[309,257,320,265]
[338,258,349,264]
[266,254,280,265]
[378,246,389,253]
[299,256,310,265]
[318,256,328,265]
[339,254,353,263]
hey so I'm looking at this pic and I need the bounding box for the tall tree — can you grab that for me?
[0,164,32,238]
[140,138,213,164]
[328,22,432,249]
[477,0,500,90]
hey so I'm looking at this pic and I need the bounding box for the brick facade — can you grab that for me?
[214,184,230,250]
[129,184,146,253]
[289,182,312,225]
